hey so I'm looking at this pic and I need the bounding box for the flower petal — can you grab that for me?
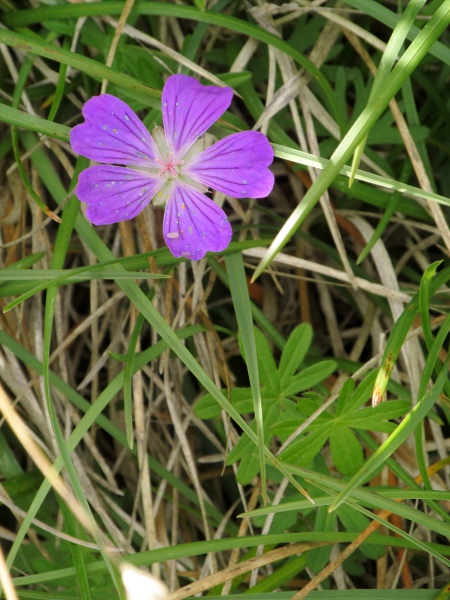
[186,131,274,198]
[70,94,157,166]
[162,74,233,156]
[163,183,232,260]
[76,165,162,225]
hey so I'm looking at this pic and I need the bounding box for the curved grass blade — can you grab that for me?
[2,2,341,130]
[273,144,450,207]
[343,0,450,65]
[244,466,450,567]
[416,261,447,492]
[0,103,70,141]
[252,2,450,280]
[3,266,167,312]
[349,0,427,185]
[0,29,161,108]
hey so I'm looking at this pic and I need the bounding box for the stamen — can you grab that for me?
[154,152,184,178]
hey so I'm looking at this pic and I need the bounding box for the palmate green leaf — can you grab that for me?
[335,379,356,416]
[278,426,333,467]
[197,324,334,483]
[277,370,410,469]
[347,401,411,432]
[330,426,364,477]
[330,355,450,512]
[253,327,279,394]
[278,323,312,389]
[283,361,336,396]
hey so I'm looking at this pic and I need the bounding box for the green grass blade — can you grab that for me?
[329,356,450,512]
[0,103,70,140]
[1,2,341,128]
[2,267,166,311]
[41,158,125,597]
[356,161,413,264]
[349,0,427,184]
[252,2,450,280]
[225,253,266,503]
[273,144,450,207]
[0,29,161,107]
[343,0,450,65]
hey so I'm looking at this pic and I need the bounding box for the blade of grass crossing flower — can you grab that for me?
[349,0,427,186]
[330,354,450,513]
[252,1,450,280]
[225,253,266,503]
[41,156,125,597]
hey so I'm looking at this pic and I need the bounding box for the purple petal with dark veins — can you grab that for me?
[163,182,232,260]
[76,165,162,225]
[162,74,233,156]
[186,131,274,198]
[70,94,157,166]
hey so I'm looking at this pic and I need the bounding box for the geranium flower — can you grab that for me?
[71,74,274,260]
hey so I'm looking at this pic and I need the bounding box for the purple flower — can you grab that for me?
[70,74,274,260]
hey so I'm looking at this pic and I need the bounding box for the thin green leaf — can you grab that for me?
[252,3,450,279]
[330,355,450,512]
[349,0,427,184]
[225,253,266,502]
